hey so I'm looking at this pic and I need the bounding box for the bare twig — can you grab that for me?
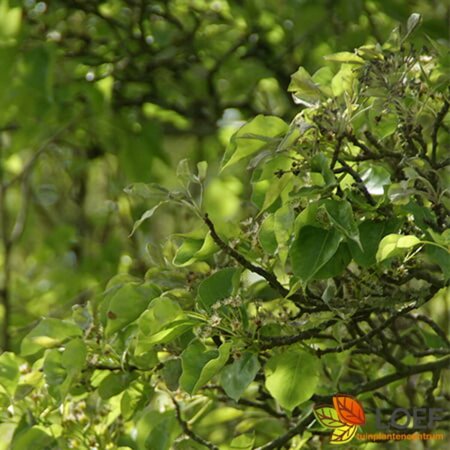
[431,100,449,165]
[204,213,288,297]
[336,158,377,206]
[172,396,219,450]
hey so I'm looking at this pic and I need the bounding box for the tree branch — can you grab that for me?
[255,413,315,450]
[204,213,288,296]
[431,100,449,165]
[355,356,450,395]
[336,158,377,206]
[172,397,219,450]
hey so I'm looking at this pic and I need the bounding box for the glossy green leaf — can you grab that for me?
[274,204,295,248]
[197,268,240,311]
[130,201,169,236]
[349,220,398,267]
[173,232,218,267]
[105,283,160,336]
[180,340,231,394]
[288,67,322,106]
[124,183,170,201]
[10,426,55,450]
[376,234,421,262]
[222,115,288,170]
[230,433,255,450]
[426,245,450,279]
[43,349,66,387]
[98,372,138,400]
[259,214,278,255]
[265,349,319,411]
[290,226,343,283]
[324,52,364,64]
[314,243,351,279]
[144,410,178,450]
[0,352,20,397]
[138,297,184,335]
[61,338,87,373]
[360,165,391,196]
[322,199,361,247]
[21,319,82,356]
[221,353,260,401]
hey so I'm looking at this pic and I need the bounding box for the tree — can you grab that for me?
[1,11,448,449]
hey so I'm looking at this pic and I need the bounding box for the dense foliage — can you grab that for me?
[0,1,449,449]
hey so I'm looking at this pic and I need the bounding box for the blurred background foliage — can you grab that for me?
[0,0,449,351]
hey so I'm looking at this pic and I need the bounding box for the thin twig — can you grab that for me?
[431,100,449,165]
[317,305,415,356]
[336,158,377,206]
[204,213,288,296]
[255,414,315,450]
[172,396,219,450]
[355,356,450,394]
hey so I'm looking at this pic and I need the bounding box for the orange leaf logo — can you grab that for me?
[333,394,365,425]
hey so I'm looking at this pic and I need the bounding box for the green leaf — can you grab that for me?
[173,232,218,267]
[10,426,55,450]
[288,67,322,106]
[130,201,168,236]
[21,319,82,356]
[349,220,398,267]
[61,338,87,373]
[180,340,231,394]
[324,52,364,64]
[322,199,361,248]
[360,165,391,195]
[290,226,343,283]
[105,283,160,336]
[144,410,178,450]
[376,234,421,262]
[310,153,336,186]
[259,214,278,255]
[314,243,351,279]
[221,353,260,401]
[136,319,195,350]
[162,359,182,391]
[98,372,138,400]
[0,352,20,397]
[43,349,66,387]
[332,64,358,97]
[426,245,450,280]
[138,297,184,335]
[0,0,21,40]
[405,13,422,39]
[273,204,295,248]
[135,297,195,351]
[259,173,292,213]
[121,382,154,420]
[177,158,195,187]
[124,183,169,201]
[230,433,255,450]
[221,115,288,170]
[197,160,208,181]
[265,349,320,411]
[197,268,240,311]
